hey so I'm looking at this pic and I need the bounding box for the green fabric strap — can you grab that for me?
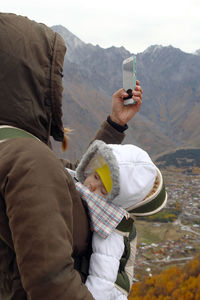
[116,270,130,293]
[116,217,136,234]
[0,127,35,141]
[115,217,137,293]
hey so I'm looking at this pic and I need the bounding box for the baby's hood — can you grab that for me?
[76,140,167,215]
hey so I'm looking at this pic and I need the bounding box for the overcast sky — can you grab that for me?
[1,0,200,54]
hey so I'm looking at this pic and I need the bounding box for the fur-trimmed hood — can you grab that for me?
[76,140,167,215]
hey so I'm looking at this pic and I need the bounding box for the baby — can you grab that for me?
[67,140,167,300]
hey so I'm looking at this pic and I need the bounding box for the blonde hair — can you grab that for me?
[62,127,72,152]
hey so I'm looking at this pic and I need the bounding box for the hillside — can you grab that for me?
[51,25,200,162]
[130,169,200,298]
[128,252,200,300]
[155,148,200,172]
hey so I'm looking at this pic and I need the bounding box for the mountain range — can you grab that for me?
[51,25,200,162]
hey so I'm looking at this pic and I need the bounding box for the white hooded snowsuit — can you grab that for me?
[73,140,167,300]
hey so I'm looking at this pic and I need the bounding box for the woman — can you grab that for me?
[0,13,143,300]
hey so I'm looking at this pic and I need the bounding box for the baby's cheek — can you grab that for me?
[96,190,104,197]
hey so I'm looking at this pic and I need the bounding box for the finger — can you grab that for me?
[113,88,128,98]
[133,96,142,104]
[132,92,143,104]
[134,85,143,93]
[136,79,140,85]
[133,90,143,99]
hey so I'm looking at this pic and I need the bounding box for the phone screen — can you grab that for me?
[122,55,137,105]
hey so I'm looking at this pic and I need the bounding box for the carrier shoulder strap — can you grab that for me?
[0,126,38,141]
[115,217,137,296]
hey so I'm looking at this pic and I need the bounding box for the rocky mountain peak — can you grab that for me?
[51,25,200,161]
[52,25,85,49]
[194,49,200,55]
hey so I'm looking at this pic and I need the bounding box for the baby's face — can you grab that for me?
[83,172,108,197]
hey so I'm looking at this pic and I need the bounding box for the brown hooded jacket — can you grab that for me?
[0,13,125,300]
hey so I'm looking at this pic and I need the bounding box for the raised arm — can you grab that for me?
[63,81,143,168]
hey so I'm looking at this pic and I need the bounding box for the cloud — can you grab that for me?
[1,0,200,53]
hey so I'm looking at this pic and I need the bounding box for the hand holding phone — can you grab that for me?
[122,55,137,105]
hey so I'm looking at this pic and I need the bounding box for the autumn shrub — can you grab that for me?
[128,252,200,300]
[138,209,179,223]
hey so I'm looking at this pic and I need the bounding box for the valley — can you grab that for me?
[134,169,200,280]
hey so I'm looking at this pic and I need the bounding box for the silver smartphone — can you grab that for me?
[122,55,137,105]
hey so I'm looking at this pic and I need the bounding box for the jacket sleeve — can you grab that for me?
[4,139,94,300]
[85,231,125,300]
[91,121,125,145]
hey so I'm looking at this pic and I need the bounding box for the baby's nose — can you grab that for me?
[89,182,97,192]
